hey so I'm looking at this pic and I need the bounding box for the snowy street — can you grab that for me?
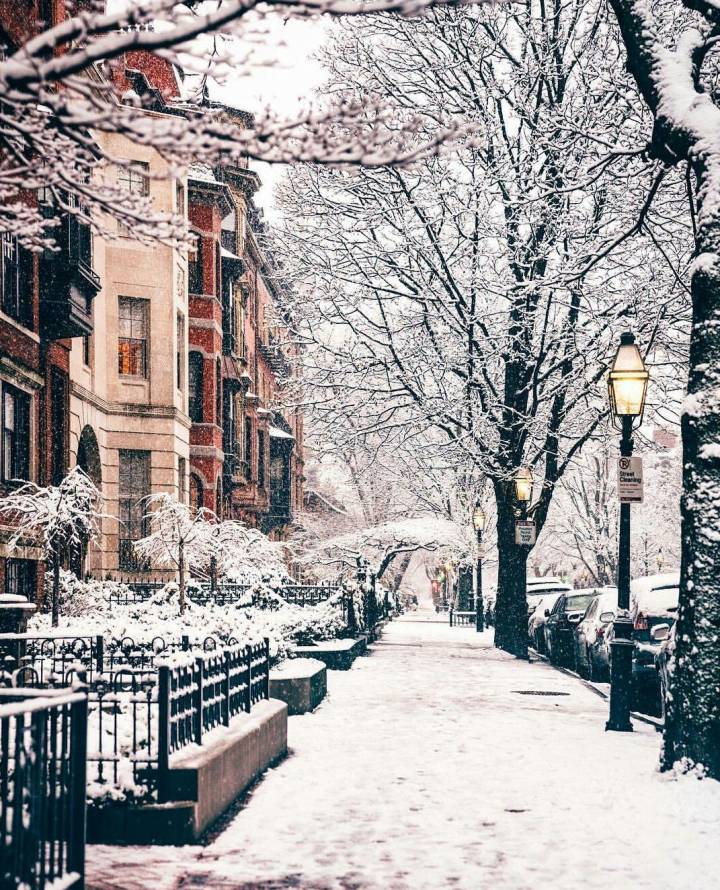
[86,611,720,890]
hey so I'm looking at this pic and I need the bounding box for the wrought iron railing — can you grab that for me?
[0,638,271,800]
[0,687,87,890]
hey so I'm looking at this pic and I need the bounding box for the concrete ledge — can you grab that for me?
[87,699,288,845]
[270,658,327,715]
[293,636,367,670]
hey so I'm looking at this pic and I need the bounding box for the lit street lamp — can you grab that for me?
[472,505,486,633]
[606,331,649,732]
[514,467,533,516]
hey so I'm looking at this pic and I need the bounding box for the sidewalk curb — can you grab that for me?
[529,651,663,732]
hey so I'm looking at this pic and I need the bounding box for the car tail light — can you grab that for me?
[596,626,605,639]
[634,613,648,631]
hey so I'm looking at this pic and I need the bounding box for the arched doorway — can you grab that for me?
[189,473,203,513]
[76,425,102,487]
[74,425,102,577]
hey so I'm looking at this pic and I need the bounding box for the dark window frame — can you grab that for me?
[188,351,204,423]
[1,383,31,484]
[118,449,151,570]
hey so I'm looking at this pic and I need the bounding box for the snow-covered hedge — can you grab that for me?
[31,572,349,662]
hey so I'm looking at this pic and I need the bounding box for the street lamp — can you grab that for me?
[472,505,486,633]
[514,467,533,515]
[606,331,649,733]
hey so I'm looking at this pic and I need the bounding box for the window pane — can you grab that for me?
[118,298,148,376]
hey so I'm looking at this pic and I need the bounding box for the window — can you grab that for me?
[118,450,150,570]
[221,208,237,254]
[178,456,186,504]
[1,234,32,327]
[83,334,91,366]
[50,370,67,486]
[244,416,252,479]
[176,313,185,391]
[118,160,150,195]
[2,384,30,483]
[176,182,185,215]
[118,297,148,377]
[188,352,204,423]
[215,358,222,424]
[5,558,36,599]
[257,430,265,488]
[188,236,203,294]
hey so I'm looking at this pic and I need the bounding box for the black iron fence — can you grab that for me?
[107,579,341,610]
[0,637,271,800]
[0,687,87,890]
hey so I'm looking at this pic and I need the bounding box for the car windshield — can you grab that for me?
[565,593,595,612]
[636,586,679,615]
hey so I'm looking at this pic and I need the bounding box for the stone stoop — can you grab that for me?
[269,659,327,715]
[87,699,288,845]
[292,636,367,670]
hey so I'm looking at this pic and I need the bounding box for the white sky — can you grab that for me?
[212,17,330,215]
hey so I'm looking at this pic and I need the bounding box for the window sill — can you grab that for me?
[119,376,149,385]
[0,310,39,343]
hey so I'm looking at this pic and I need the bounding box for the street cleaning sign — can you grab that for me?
[515,521,536,546]
[617,456,644,503]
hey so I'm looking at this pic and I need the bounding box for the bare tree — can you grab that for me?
[275,4,690,656]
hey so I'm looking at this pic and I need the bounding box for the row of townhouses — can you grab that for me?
[0,2,304,597]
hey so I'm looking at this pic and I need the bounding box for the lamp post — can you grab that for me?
[472,505,486,632]
[606,331,649,732]
[514,467,533,517]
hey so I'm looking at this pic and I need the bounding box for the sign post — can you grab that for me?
[515,520,536,546]
[617,456,643,504]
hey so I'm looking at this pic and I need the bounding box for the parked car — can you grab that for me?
[543,590,598,666]
[528,592,564,654]
[526,577,572,618]
[605,572,679,713]
[654,621,676,720]
[573,587,618,680]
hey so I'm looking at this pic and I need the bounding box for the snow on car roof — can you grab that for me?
[630,573,680,613]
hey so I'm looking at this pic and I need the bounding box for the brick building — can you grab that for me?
[0,1,101,596]
[0,7,304,594]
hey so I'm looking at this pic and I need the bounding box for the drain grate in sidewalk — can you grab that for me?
[512,690,570,696]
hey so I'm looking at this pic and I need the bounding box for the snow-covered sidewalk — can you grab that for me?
[86,611,720,889]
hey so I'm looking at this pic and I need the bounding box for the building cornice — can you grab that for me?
[70,382,192,428]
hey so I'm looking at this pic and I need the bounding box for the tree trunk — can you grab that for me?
[493,485,529,658]
[210,555,217,592]
[51,552,60,628]
[663,193,720,776]
[178,539,186,616]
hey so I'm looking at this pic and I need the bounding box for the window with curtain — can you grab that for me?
[118,297,149,377]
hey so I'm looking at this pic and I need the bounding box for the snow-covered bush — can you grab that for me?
[29,574,350,663]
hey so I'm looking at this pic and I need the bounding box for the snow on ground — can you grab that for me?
[86,610,720,890]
